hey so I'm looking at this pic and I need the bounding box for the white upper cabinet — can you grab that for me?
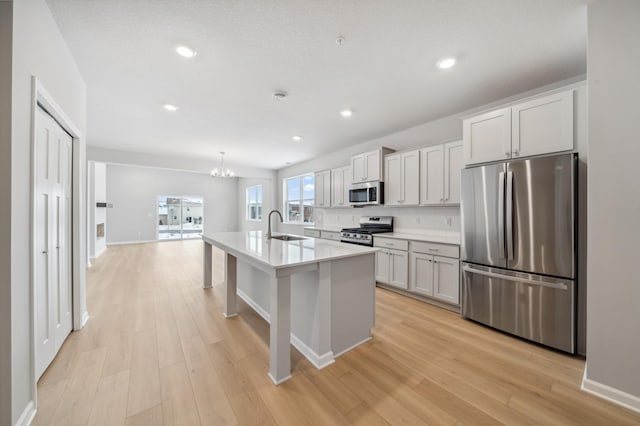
[463,107,511,165]
[419,145,444,205]
[463,89,574,165]
[443,141,463,204]
[419,140,462,205]
[330,166,351,208]
[384,150,420,206]
[351,148,394,183]
[314,170,331,208]
[511,91,574,158]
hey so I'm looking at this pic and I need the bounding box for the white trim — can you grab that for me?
[236,288,335,369]
[581,365,640,413]
[15,400,36,426]
[333,336,372,358]
[290,334,335,369]
[91,245,107,259]
[268,372,292,385]
[80,311,90,328]
[107,239,158,246]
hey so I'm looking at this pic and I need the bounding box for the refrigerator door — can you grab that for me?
[461,163,507,268]
[461,263,575,353]
[506,154,575,278]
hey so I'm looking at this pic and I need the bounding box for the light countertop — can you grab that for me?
[303,225,343,233]
[376,231,460,245]
[203,231,378,270]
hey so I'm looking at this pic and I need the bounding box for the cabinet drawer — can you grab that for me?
[374,237,408,251]
[321,230,341,241]
[410,241,459,258]
[303,229,321,238]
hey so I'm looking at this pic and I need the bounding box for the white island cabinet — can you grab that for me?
[202,231,377,384]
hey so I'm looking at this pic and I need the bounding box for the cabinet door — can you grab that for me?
[342,166,352,207]
[314,171,329,207]
[512,90,574,158]
[351,154,366,183]
[409,252,434,297]
[402,151,420,205]
[388,249,408,289]
[443,141,463,205]
[331,168,343,207]
[384,154,402,206]
[365,150,381,181]
[375,250,390,284]
[420,145,444,205]
[463,107,512,165]
[433,256,460,305]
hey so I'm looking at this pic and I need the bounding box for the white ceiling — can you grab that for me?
[47,0,587,170]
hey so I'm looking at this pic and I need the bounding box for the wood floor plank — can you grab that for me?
[126,329,161,417]
[159,362,201,426]
[35,241,640,426]
[87,370,130,426]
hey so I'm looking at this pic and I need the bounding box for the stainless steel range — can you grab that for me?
[340,216,393,246]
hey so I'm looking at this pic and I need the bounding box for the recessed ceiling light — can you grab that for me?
[438,57,456,69]
[340,109,353,117]
[176,45,197,58]
[292,136,302,141]
[273,91,288,101]
[163,104,178,111]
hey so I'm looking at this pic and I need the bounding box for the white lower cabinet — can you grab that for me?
[409,247,460,305]
[375,248,408,289]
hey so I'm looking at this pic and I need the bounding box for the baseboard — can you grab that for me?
[107,239,157,246]
[581,364,640,413]
[81,311,90,328]
[92,246,107,259]
[333,336,372,358]
[236,289,335,369]
[15,400,36,426]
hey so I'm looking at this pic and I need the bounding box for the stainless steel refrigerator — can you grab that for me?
[460,153,576,353]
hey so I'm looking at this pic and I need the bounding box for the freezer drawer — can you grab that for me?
[461,263,575,353]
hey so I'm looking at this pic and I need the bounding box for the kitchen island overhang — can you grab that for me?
[202,231,378,384]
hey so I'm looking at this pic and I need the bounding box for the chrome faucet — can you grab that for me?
[267,209,283,239]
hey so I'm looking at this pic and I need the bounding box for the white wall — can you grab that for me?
[236,176,277,233]
[106,164,239,244]
[585,0,640,409]
[0,2,13,424]
[89,162,107,258]
[7,0,88,424]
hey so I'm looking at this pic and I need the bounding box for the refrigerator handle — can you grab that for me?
[462,265,568,290]
[498,171,505,260]
[506,171,514,261]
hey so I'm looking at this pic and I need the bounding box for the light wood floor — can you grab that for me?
[34,240,640,425]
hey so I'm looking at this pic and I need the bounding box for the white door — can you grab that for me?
[364,150,380,181]
[463,107,512,165]
[351,154,366,183]
[331,168,343,207]
[384,154,402,205]
[420,145,444,205]
[433,256,460,305]
[443,141,463,205]
[375,250,390,284]
[409,252,434,297]
[388,249,408,289]
[36,107,73,379]
[401,151,420,205]
[511,90,574,158]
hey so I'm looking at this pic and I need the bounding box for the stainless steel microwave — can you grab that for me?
[348,182,384,206]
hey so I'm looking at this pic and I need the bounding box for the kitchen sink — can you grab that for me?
[270,234,307,241]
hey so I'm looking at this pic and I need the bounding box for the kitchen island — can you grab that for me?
[202,231,378,384]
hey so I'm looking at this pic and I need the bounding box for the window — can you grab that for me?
[246,185,263,221]
[157,195,204,240]
[283,174,314,223]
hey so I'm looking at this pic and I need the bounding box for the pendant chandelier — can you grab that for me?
[210,151,235,178]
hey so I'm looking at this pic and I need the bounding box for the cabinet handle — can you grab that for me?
[42,250,48,254]
[440,198,444,202]
[428,248,439,252]
[505,152,510,157]
[513,150,519,156]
